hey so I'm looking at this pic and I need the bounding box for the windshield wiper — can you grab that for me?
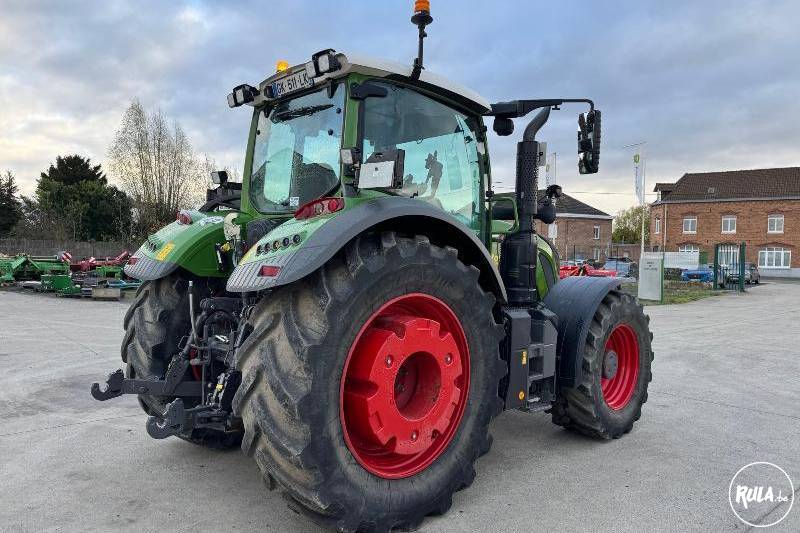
[273,104,333,122]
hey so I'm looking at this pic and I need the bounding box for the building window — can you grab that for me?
[768,214,784,233]
[548,223,557,240]
[759,247,791,269]
[654,216,661,234]
[721,215,736,234]
[678,244,700,253]
[593,248,601,261]
[593,225,600,240]
[683,216,697,234]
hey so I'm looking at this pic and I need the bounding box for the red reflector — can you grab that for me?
[128,257,139,265]
[176,210,193,225]
[258,265,281,277]
[294,197,345,220]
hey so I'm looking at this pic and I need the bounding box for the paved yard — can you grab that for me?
[1,282,798,532]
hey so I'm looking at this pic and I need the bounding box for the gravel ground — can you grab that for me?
[1,281,797,532]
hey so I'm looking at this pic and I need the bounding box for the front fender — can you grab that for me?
[124,212,231,281]
[543,276,622,389]
[226,197,507,302]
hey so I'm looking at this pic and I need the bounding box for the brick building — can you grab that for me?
[649,167,800,277]
[535,192,613,263]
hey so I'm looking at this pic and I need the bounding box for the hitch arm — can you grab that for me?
[90,369,203,401]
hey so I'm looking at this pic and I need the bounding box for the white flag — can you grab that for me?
[544,153,557,187]
[633,150,645,205]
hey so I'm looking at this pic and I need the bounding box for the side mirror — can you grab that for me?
[545,184,562,199]
[535,197,557,225]
[211,170,229,185]
[493,117,514,136]
[358,149,405,189]
[577,109,601,174]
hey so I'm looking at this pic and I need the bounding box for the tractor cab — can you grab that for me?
[227,50,495,240]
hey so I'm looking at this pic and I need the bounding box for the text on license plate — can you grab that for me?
[271,71,313,97]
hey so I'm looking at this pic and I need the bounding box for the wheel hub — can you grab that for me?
[600,323,640,410]
[340,294,469,479]
[602,350,618,379]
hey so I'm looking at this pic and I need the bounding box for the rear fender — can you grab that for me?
[226,196,507,303]
[124,212,230,280]
[543,276,622,388]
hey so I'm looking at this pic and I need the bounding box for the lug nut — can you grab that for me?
[411,430,418,441]
[385,355,393,367]
[445,353,453,364]
[432,430,440,440]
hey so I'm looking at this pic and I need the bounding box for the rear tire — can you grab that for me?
[551,290,653,439]
[123,274,242,450]
[232,232,505,532]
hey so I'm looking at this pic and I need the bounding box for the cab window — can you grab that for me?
[361,83,481,229]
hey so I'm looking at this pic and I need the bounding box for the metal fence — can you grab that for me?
[713,242,746,291]
[561,243,659,266]
[0,238,133,259]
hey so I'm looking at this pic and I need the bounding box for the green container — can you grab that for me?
[39,274,75,292]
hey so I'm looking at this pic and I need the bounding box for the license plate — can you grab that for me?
[271,70,313,98]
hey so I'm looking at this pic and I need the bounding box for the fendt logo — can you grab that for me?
[728,462,794,527]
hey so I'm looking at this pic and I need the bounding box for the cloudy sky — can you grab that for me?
[2,0,799,214]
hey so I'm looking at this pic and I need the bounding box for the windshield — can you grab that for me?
[249,85,344,212]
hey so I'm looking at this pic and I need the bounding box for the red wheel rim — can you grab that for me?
[340,293,470,479]
[600,323,640,410]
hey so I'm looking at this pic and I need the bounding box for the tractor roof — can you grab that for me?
[258,52,491,114]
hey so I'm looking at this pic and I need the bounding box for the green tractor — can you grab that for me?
[92,3,653,531]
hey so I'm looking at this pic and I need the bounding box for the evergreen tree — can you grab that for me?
[0,170,22,236]
[29,155,133,241]
[40,154,106,186]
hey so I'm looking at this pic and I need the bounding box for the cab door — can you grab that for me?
[359,81,483,234]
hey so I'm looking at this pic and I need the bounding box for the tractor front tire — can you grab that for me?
[123,274,241,450]
[233,232,505,532]
[551,290,653,439]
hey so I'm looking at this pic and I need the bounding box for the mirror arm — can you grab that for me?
[487,98,594,119]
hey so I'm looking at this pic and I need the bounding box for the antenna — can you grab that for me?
[410,1,433,80]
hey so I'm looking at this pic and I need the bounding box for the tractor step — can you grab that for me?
[502,306,558,411]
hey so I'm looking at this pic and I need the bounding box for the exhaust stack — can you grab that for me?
[499,107,550,307]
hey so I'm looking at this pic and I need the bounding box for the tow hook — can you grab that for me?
[146,398,187,439]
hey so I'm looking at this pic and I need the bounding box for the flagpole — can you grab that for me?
[623,140,648,258]
[640,143,646,257]
[553,152,557,185]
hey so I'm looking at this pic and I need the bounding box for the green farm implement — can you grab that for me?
[91,3,653,531]
[0,253,70,282]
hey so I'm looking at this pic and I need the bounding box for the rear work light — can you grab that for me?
[294,197,345,220]
[258,265,281,277]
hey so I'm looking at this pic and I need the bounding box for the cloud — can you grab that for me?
[1,0,798,216]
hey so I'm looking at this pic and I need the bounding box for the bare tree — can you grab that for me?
[107,99,206,231]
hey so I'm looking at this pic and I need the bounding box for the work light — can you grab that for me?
[226,84,259,108]
[305,49,340,78]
